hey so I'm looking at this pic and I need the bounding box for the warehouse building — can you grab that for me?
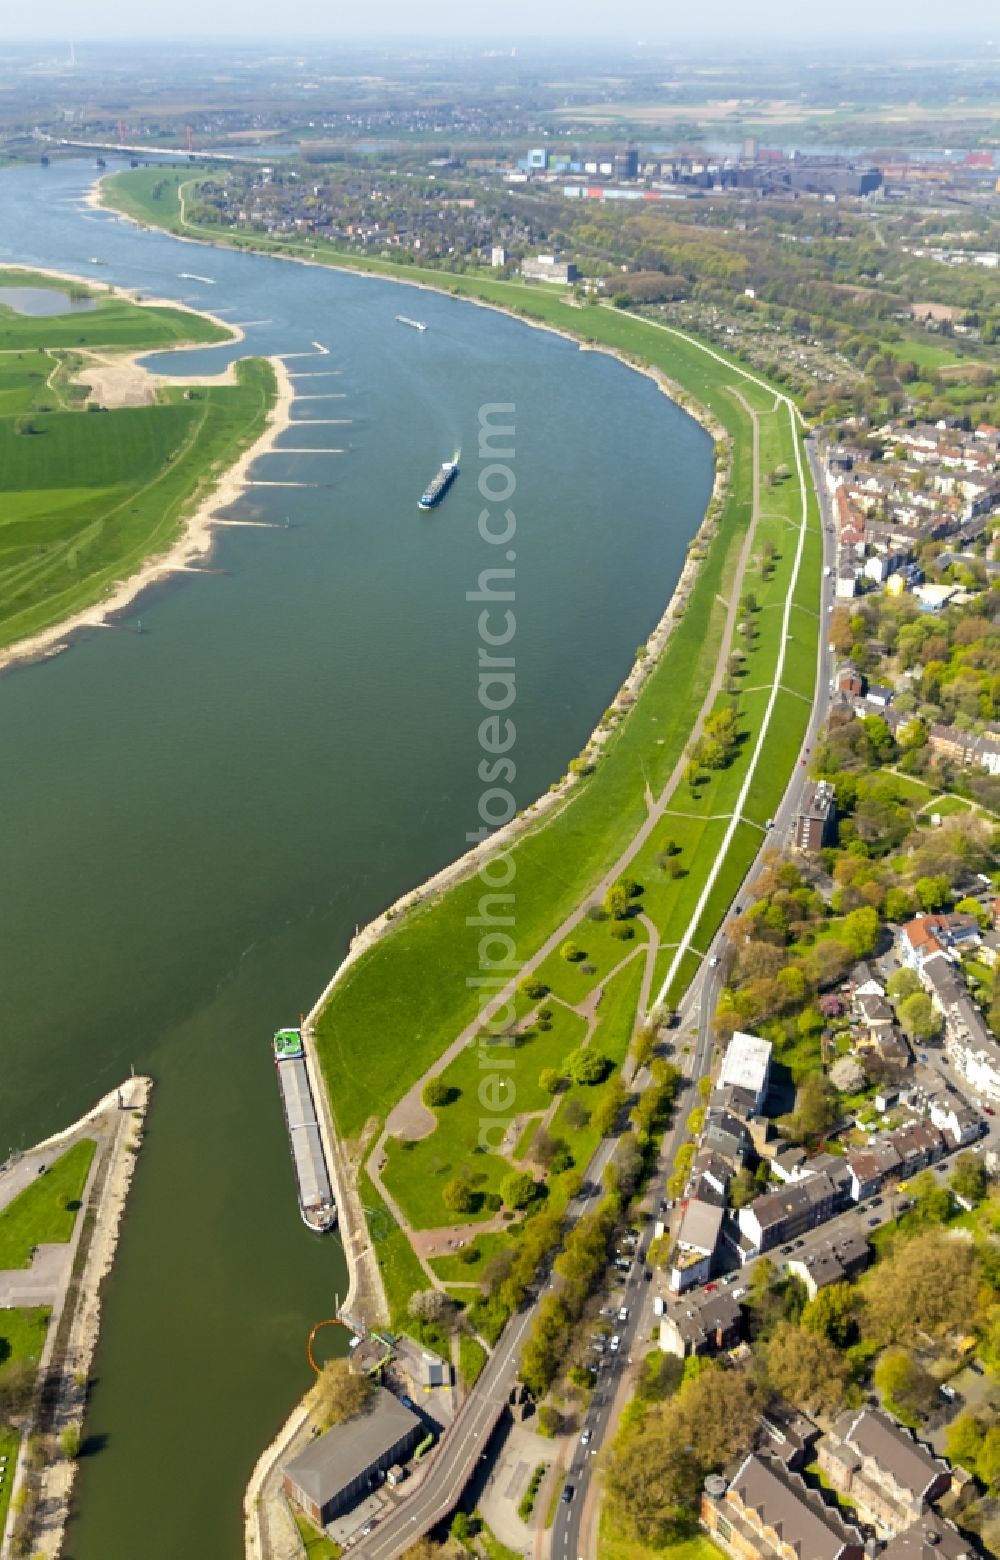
[282,1389,423,1526]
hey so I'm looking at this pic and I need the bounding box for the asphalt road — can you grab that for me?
[551,436,839,1560]
[356,440,838,1560]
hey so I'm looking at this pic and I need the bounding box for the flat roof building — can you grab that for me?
[718,1031,772,1111]
[793,779,837,852]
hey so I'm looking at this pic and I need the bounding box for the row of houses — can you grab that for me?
[703,1405,973,1560]
[900,913,1000,1103]
[822,421,999,603]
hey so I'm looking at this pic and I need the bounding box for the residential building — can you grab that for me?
[736,1170,839,1257]
[929,1093,983,1147]
[786,1230,870,1300]
[701,1452,865,1560]
[658,1289,742,1358]
[703,1107,755,1171]
[817,1408,951,1537]
[880,1510,979,1558]
[669,1198,724,1292]
[887,1120,946,1175]
[718,1032,772,1111]
[793,779,837,852]
[757,1404,820,1472]
[846,1141,902,1201]
[282,1389,423,1525]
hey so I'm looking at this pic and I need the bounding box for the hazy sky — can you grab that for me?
[3,0,990,43]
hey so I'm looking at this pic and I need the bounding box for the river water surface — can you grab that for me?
[0,158,713,1559]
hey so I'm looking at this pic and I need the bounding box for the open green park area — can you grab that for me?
[100,166,822,1296]
[0,264,274,654]
[0,1140,96,1270]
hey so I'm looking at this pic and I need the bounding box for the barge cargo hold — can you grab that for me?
[272,1028,337,1233]
[419,460,458,510]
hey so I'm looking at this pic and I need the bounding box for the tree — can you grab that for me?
[884,887,915,923]
[603,883,630,920]
[605,1366,759,1543]
[946,1413,985,1476]
[539,1067,563,1095]
[898,992,943,1044]
[842,905,880,959]
[950,1152,988,1205]
[560,940,584,962]
[422,1078,452,1108]
[915,875,952,912]
[766,1321,849,1413]
[0,1360,34,1422]
[862,1228,979,1343]
[564,1047,610,1086]
[442,1176,475,1215]
[801,1282,855,1347]
[592,1076,626,1137]
[782,1073,839,1145]
[874,1348,937,1418]
[500,1171,537,1210]
[409,1289,455,1326]
[887,968,922,1004]
[304,1359,373,1432]
[912,1168,952,1225]
[729,1168,758,1209]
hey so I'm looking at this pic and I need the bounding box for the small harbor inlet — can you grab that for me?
[273,1029,337,1232]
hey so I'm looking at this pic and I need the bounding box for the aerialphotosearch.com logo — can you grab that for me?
[465,402,520,1153]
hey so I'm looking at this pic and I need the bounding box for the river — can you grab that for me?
[0,159,713,1559]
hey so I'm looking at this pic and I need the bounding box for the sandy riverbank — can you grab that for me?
[0,330,292,676]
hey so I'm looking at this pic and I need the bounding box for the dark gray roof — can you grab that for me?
[879,1511,974,1559]
[727,1452,862,1560]
[663,1289,741,1348]
[834,1407,947,1503]
[284,1389,421,1504]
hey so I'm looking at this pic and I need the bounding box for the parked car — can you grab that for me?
[581,1428,592,1446]
[610,1335,621,1353]
[618,1306,629,1323]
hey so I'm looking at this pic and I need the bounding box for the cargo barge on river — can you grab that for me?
[272,1028,337,1232]
[419,459,459,510]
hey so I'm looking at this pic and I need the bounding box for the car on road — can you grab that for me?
[610,1335,621,1352]
[709,955,719,967]
[940,1384,958,1402]
[868,1217,880,1227]
[986,1106,995,1116]
[781,1244,793,1255]
[618,1306,629,1322]
[562,1485,574,1505]
[581,1428,592,1446]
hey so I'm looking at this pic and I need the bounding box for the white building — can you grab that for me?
[717,1031,772,1111]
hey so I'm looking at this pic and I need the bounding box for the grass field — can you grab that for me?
[0,1306,50,1371]
[0,1428,20,1551]
[0,1140,96,1269]
[0,355,275,652]
[291,1508,342,1558]
[599,1519,724,1560]
[0,265,273,656]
